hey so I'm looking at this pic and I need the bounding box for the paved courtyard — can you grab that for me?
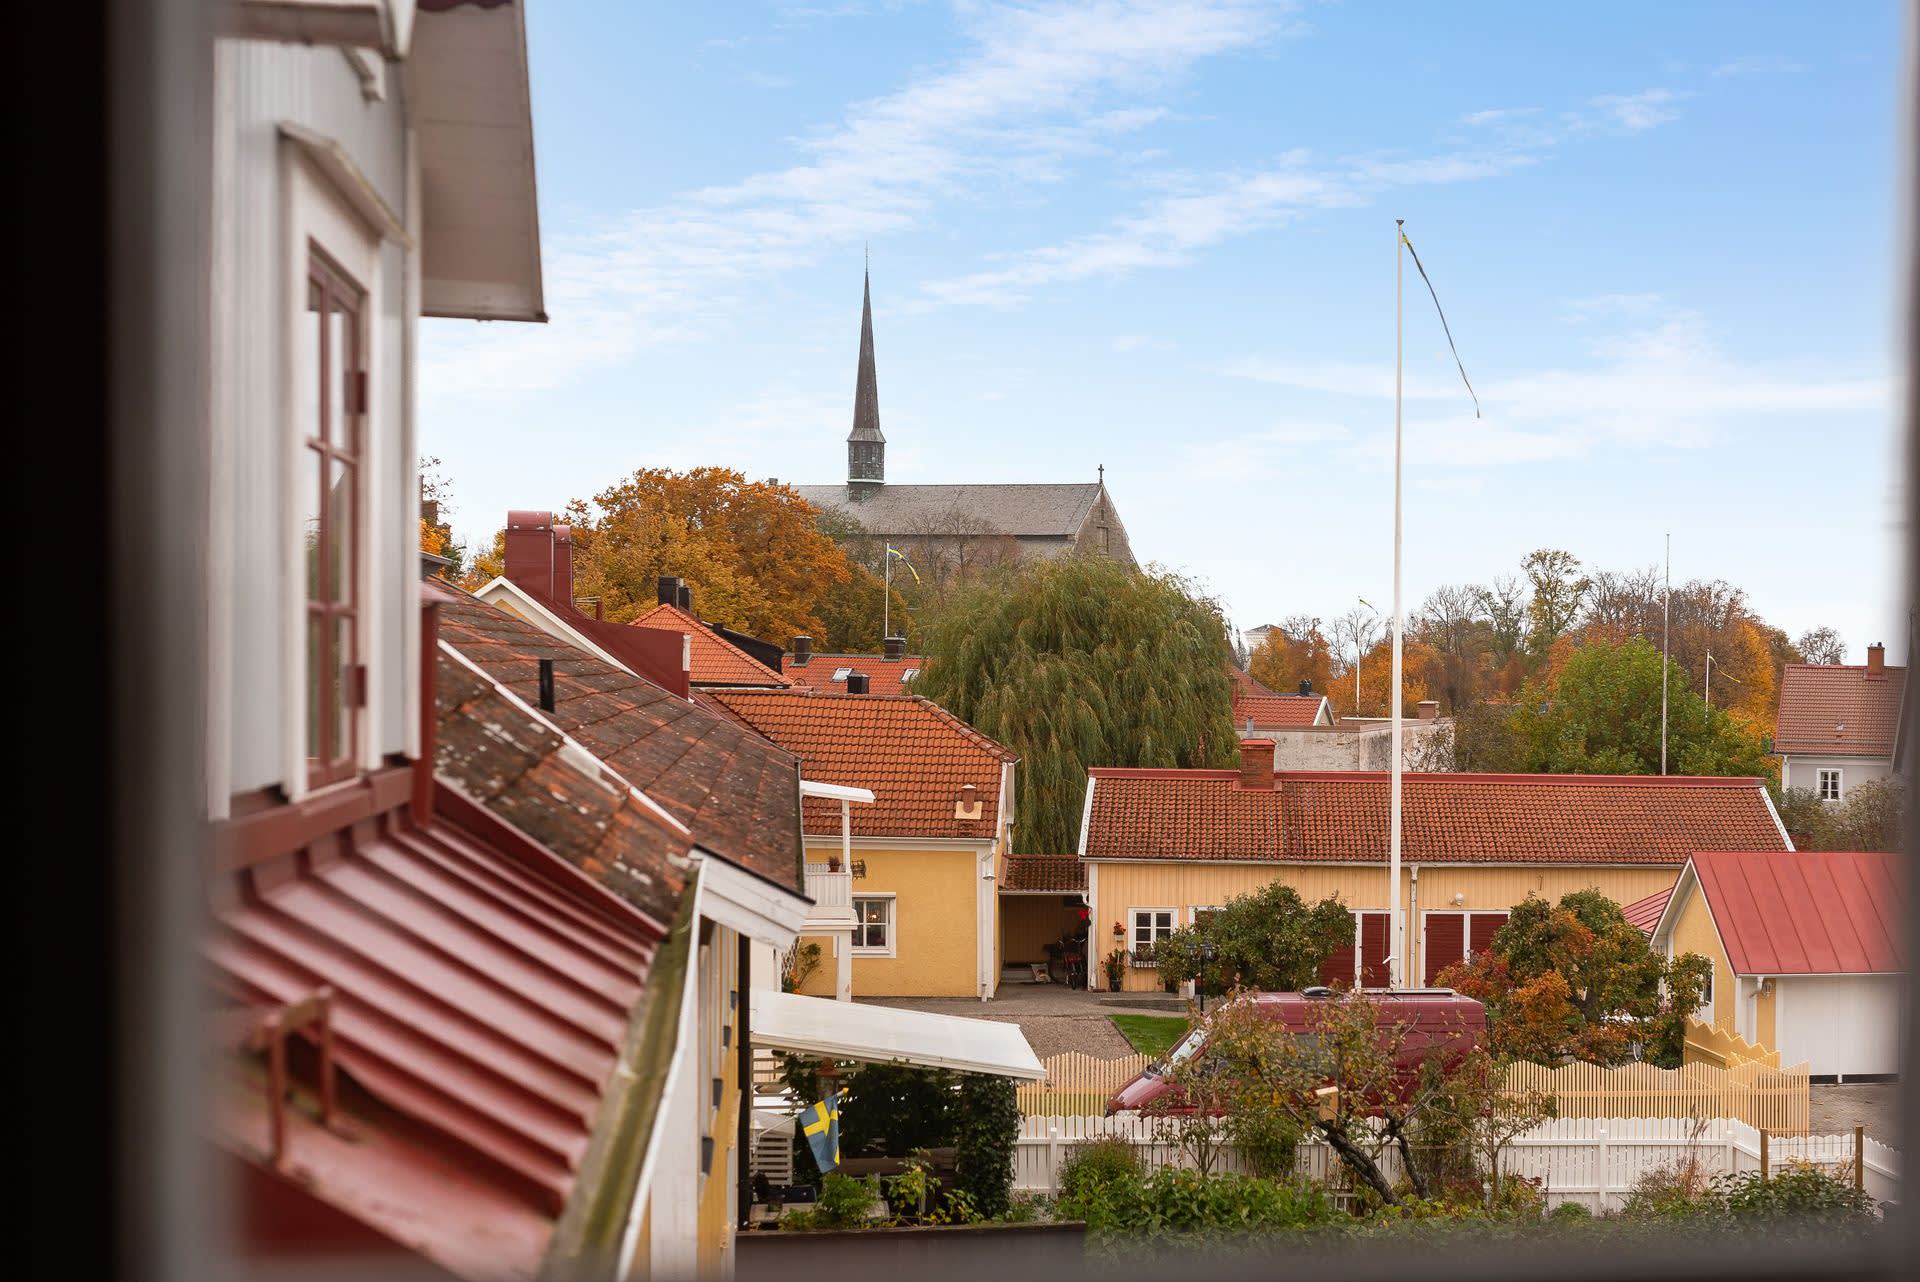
[1808,1082,1904,1144]
[858,979,1187,1060]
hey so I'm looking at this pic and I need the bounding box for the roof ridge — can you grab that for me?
[630,600,788,685]
[1086,768,1766,787]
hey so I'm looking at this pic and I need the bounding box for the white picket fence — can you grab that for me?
[1015,1115,1901,1213]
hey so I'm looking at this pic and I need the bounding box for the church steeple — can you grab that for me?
[848,266,885,487]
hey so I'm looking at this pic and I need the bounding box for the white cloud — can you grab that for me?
[423,1,1290,404]
[1711,54,1804,78]
[1588,88,1690,131]
[1214,304,1897,472]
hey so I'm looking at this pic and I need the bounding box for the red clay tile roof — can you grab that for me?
[1227,664,1278,698]
[1003,854,1087,893]
[431,584,805,890]
[1232,692,1330,728]
[712,690,1016,840]
[1623,885,1674,935]
[630,601,788,688]
[208,794,663,1276]
[435,643,693,924]
[1773,663,1906,757]
[1083,770,1789,865]
[1688,850,1903,975]
[784,653,928,697]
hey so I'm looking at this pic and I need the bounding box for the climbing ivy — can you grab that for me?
[953,1073,1020,1220]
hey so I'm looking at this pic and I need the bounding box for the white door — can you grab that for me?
[1773,976,1906,1076]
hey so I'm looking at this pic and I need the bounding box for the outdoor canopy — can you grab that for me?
[750,990,1047,1080]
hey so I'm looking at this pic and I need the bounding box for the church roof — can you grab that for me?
[794,481,1103,539]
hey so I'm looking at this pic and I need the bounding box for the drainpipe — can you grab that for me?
[736,932,753,1231]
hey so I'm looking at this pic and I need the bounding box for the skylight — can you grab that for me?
[832,667,854,682]
[901,669,920,683]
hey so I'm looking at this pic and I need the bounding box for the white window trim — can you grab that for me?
[850,892,896,958]
[1128,907,1177,967]
[280,140,383,802]
[1817,767,1844,802]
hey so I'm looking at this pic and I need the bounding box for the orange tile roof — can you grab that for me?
[1232,692,1329,728]
[785,653,928,697]
[1003,854,1086,893]
[1083,770,1789,865]
[1773,663,1906,757]
[712,690,1016,840]
[629,601,788,688]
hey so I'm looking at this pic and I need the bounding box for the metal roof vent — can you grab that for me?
[954,783,983,821]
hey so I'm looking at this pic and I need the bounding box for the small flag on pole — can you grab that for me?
[885,544,921,584]
[802,1091,841,1172]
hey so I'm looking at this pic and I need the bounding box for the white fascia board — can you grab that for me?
[1076,775,1096,857]
[690,849,810,949]
[799,779,875,804]
[276,122,411,245]
[471,576,641,676]
[1647,861,1700,955]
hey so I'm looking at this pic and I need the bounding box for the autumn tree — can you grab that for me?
[1413,584,1496,712]
[1795,626,1847,666]
[1773,778,1906,852]
[1152,883,1355,995]
[418,456,466,583]
[1501,637,1774,777]
[1521,548,1590,658]
[1438,889,1712,1067]
[914,556,1237,854]
[1247,614,1336,698]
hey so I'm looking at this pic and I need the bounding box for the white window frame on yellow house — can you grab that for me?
[851,893,896,958]
[1129,907,1177,967]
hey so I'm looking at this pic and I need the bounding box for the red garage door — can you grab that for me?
[1318,911,1391,988]
[1424,913,1465,985]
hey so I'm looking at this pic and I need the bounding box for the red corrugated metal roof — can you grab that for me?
[209,796,664,1278]
[1689,850,1904,975]
[1623,885,1674,935]
[1773,663,1906,757]
[1084,770,1789,864]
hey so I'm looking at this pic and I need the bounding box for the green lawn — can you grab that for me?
[1109,1013,1189,1058]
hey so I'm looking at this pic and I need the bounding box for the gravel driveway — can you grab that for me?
[857,981,1167,1060]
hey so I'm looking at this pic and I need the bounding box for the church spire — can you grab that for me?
[848,265,885,487]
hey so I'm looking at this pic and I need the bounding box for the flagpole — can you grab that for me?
[1661,533,1670,775]
[1390,219,1405,990]
[884,543,891,639]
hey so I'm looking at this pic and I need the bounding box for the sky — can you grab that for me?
[421,0,1910,665]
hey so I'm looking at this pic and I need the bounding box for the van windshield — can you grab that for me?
[1160,1027,1206,1072]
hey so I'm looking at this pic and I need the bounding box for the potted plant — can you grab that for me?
[826,853,843,872]
[1101,949,1126,991]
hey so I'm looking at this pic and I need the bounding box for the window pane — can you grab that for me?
[326,297,349,446]
[302,444,323,605]
[327,457,355,604]
[302,279,324,443]
[306,613,325,762]
[332,614,354,766]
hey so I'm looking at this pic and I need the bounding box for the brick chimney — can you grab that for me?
[552,524,574,610]
[1417,699,1439,721]
[884,636,907,661]
[792,635,813,666]
[1867,643,1885,676]
[1237,737,1275,790]
[657,575,680,606]
[1298,679,1312,697]
[504,510,556,598]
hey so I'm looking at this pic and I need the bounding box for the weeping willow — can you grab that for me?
[915,556,1238,854]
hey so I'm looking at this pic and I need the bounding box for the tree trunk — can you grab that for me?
[1389,1124,1431,1200]
[1317,1123,1398,1205]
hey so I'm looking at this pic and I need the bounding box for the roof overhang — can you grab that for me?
[750,990,1045,1080]
[800,780,877,805]
[690,849,810,950]
[411,1,546,321]
[218,1,416,56]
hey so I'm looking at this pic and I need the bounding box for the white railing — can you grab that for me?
[802,863,855,925]
[1013,1115,1901,1213]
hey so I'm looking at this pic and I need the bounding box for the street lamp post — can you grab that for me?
[1197,941,1217,1015]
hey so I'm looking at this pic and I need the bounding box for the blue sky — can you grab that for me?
[422,0,1907,663]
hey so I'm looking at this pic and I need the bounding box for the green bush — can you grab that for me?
[954,1073,1020,1220]
[812,1173,879,1228]
[1225,1107,1301,1180]
[1063,1166,1342,1246]
[1711,1167,1878,1225]
[1550,1200,1593,1222]
[1058,1136,1143,1203]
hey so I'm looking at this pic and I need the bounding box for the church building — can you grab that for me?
[796,271,1136,569]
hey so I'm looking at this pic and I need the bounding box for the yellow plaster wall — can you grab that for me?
[1755,982,1776,1049]
[1669,885,1736,1031]
[696,924,742,1274]
[796,842,985,997]
[1089,862,1681,994]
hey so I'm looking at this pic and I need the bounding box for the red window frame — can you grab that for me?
[303,249,365,789]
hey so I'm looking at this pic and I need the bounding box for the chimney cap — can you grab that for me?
[846,671,870,695]
[507,509,554,531]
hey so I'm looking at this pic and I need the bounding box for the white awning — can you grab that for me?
[750,991,1045,1080]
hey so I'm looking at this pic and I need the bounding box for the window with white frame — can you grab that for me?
[1817,768,1843,801]
[1130,908,1176,965]
[851,895,894,955]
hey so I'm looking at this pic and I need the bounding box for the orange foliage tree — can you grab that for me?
[1248,615,1337,697]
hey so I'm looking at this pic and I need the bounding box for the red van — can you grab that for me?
[1104,987,1486,1116]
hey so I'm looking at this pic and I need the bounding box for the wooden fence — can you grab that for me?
[1013,1115,1900,1212]
[1019,1052,1810,1134]
[1683,1018,1782,1070]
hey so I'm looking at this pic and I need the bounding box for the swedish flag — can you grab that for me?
[884,544,921,584]
[802,1091,841,1173]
